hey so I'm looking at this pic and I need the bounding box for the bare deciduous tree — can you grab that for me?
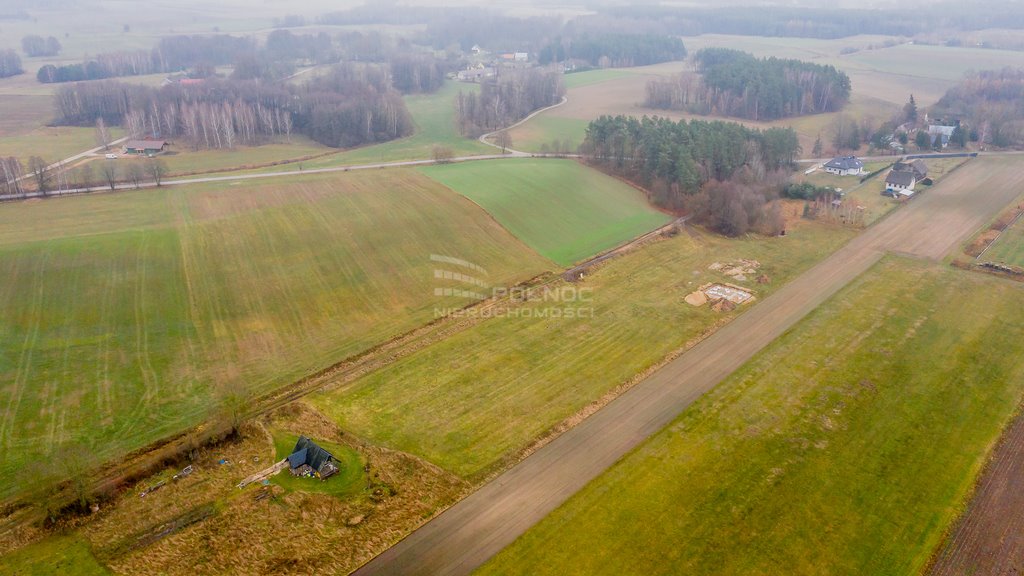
[28,156,50,194]
[100,160,118,190]
[495,131,513,154]
[94,117,111,150]
[146,158,169,186]
[126,162,145,188]
[432,145,455,164]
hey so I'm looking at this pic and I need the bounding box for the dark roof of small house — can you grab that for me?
[885,170,916,186]
[125,140,167,150]
[894,159,928,179]
[288,436,334,471]
[824,156,863,171]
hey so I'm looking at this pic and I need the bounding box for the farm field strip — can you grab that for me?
[351,156,1024,576]
[979,210,1024,267]
[480,257,1024,576]
[0,169,551,498]
[419,158,673,266]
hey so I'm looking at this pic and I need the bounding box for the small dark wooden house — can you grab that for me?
[286,436,340,480]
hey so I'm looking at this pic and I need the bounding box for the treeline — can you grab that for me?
[589,3,1024,39]
[646,49,850,121]
[0,50,22,78]
[37,35,255,83]
[538,33,686,67]
[456,69,564,137]
[22,35,61,57]
[52,62,413,150]
[932,68,1024,147]
[390,54,445,94]
[581,114,800,233]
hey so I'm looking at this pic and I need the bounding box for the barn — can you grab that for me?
[286,436,340,480]
[123,140,168,155]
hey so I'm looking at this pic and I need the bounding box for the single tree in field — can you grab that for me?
[146,158,169,186]
[811,133,823,157]
[27,156,49,194]
[126,162,145,188]
[74,163,95,190]
[432,145,455,164]
[215,380,251,438]
[94,118,111,150]
[915,130,931,151]
[495,130,513,154]
[57,442,97,511]
[903,94,918,124]
[100,161,118,190]
[15,459,62,523]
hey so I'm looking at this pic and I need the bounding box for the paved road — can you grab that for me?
[352,157,1024,576]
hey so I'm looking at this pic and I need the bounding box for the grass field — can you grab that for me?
[982,213,1024,267]
[420,159,673,266]
[310,220,853,480]
[0,125,124,165]
[159,136,331,176]
[0,535,110,576]
[0,169,551,498]
[479,257,1024,576]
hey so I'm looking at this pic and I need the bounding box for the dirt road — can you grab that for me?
[353,157,1024,576]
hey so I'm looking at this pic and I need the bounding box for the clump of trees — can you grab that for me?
[646,48,851,121]
[21,35,61,57]
[390,54,446,94]
[52,62,413,150]
[538,33,686,68]
[0,49,22,78]
[931,68,1024,147]
[456,69,564,137]
[580,115,800,234]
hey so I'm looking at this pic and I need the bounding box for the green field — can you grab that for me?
[479,258,1024,576]
[420,159,673,266]
[159,136,331,176]
[0,169,551,497]
[563,69,633,89]
[0,126,124,165]
[0,535,110,576]
[983,213,1024,267]
[310,221,853,479]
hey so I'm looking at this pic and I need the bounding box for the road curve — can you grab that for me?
[352,157,1024,576]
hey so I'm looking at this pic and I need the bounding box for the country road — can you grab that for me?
[352,157,1024,576]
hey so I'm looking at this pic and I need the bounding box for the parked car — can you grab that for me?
[105,153,117,159]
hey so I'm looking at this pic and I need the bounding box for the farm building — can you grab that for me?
[823,156,865,176]
[286,436,340,480]
[885,169,916,193]
[892,159,928,180]
[457,66,496,82]
[123,140,168,155]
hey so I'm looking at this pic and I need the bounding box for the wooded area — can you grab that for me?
[0,50,22,78]
[646,48,850,121]
[932,68,1024,147]
[581,115,800,234]
[537,33,686,67]
[456,69,564,137]
[52,62,413,150]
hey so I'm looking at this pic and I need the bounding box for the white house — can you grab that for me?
[928,125,956,148]
[823,156,865,176]
[885,169,916,192]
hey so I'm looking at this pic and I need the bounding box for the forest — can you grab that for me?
[589,3,1024,39]
[645,48,851,121]
[0,50,21,79]
[580,114,800,234]
[931,68,1024,147]
[21,34,61,57]
[456,69,565,137]
[52,62,413,150]
[537,33,686,67]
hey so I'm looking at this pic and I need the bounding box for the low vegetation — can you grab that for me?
[311,221,852,480]
[480,258,1024,575]
[0,170,550,498]
[421,158,672,266]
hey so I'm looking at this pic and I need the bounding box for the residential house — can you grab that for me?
[892,159,928,181]
[885,169,916,194]
[823,156,864,176]
[286,436,340,480]
[122,140,167,155]
[457,66,496,82]
[928,125,956,148]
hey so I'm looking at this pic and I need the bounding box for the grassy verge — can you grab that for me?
[420,158,673,266]
[0,535,110,575]
[479,257,1024,575]
[310,221,853,479]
